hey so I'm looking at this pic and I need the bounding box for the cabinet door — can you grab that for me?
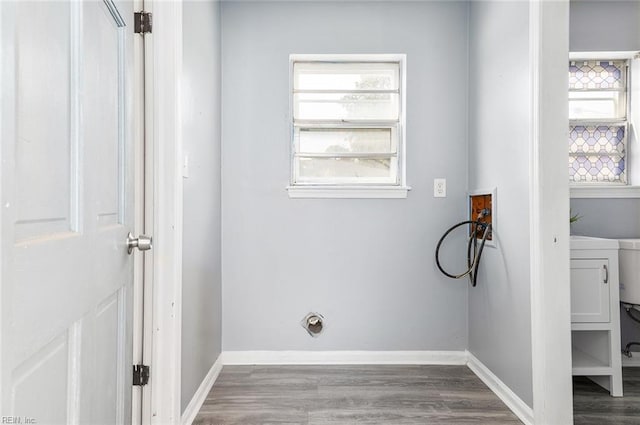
[570,259,610,322]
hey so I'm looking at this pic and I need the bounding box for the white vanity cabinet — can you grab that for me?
[570,236,622,397]
[570,258,610,323]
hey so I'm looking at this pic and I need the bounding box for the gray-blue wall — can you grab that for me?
[467,0,533,407]
[570,0,640,53]
[181,0,222,413]
[221,1,471,351]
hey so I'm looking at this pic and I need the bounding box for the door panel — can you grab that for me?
[14,1,74,241]
[11,332,69,425]
[85,1,124,227]
[1,1,136,423]
[78,288,127,425]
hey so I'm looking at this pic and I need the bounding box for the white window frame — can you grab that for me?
[286,54,409,199]
[569,51,640,198]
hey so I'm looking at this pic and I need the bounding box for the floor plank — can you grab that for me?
[573,367,640,425]
[193,365,523,425]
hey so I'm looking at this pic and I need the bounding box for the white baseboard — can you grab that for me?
[181,354,224,425]
[466,352,534,425]
[221,350,468,365]
[622,351,640,367]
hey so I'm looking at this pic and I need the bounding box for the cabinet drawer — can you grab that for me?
[570,259,610,323]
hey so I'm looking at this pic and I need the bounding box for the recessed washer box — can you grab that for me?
[468,187,497,247]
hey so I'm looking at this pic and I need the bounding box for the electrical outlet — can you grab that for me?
[434,178,446,197]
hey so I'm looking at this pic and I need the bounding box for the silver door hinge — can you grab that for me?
[133,364,150,386]
[134,11,152,34]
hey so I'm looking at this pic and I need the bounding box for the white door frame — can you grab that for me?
[142,1,184,424]
[528,0,574,423]
[132,3,146,424]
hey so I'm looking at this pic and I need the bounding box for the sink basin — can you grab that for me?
[620,239,640,305]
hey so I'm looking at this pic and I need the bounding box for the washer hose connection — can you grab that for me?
[435,210,492,287]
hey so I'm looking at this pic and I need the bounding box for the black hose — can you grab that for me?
[435,220,492,287]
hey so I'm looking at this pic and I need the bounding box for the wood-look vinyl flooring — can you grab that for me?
[573,367,640,425]
[193,365,523,425]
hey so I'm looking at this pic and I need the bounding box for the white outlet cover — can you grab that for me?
[434,178,446,197]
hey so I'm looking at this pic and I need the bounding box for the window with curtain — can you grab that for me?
[569,59,628,184]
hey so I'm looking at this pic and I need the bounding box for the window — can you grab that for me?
[288,55,408,198]
[569,59,628,184]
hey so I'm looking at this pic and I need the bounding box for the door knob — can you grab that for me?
[127,232,152,254]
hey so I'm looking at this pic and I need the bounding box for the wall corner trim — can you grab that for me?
[181,354,224,425]
[466,352,534,425]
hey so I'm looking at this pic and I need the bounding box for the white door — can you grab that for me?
[570,259,611,323]
[1,1,140,423]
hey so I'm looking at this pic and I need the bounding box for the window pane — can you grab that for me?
[290,58,404,188]
[297,128,394,154]
[569,91,624,120]
[569,155,626,183]
[569,60,625,90]
[297,157,394,182]
[294,62,399,91]
[294,92,399,121]
[569,125,625,154]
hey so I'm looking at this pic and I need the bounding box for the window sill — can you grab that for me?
[286,185,411,199]
[570,185,640,199]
